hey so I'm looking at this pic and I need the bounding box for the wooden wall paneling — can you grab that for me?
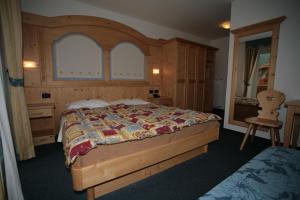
[149,46,162,88]
[37,27,46,84]
[24,87,54,104]
[42,27,55,84]
[103,50,110,82]
[22,13,163,47]
[161,42,177,102]
[23,23,41,87]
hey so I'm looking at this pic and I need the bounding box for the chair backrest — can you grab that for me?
[257,89,285,121]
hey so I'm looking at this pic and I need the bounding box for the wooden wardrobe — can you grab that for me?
[162,38,217,112]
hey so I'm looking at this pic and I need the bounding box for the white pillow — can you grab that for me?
[66,99,110,109]
[110,98,149,105]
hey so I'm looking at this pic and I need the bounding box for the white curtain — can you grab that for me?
[0,58,24,200]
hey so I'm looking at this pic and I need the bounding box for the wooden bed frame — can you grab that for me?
[71,121,219,200]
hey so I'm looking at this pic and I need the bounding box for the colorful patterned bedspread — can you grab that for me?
[62,104,220,165]
[199,147,300,200]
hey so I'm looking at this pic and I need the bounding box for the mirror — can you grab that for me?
[229,16,286,127]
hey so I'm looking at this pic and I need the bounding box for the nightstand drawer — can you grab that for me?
[29,108,52,118]
[33,135,55,146]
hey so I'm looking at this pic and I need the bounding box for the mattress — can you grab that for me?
[199,147,300,200]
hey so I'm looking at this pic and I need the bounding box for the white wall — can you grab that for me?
[21,0,209,45]
[211,37,229,109]
[224,0,300,146]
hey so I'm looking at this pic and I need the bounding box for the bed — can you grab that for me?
[60,101,220,200]
[199,147,300,200]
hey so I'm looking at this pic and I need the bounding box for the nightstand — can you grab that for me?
[147,97,173,106]
[28,103,55,146]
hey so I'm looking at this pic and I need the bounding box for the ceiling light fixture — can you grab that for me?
[221,21,231,30]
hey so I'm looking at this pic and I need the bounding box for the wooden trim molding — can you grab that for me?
[22,12,166,87]
[22,12,163,47]
[163,37,218,50]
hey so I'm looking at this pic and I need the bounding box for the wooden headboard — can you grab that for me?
[22,12,163,130]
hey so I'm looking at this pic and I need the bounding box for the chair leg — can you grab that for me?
[270,128,276,146]
[240,124,253,150]
[274,128,281,146]
[250,124,257,142]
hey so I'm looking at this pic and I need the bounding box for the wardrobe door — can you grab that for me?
[175,43,187,109]
[195,46,206,111]
[186,45,198,110]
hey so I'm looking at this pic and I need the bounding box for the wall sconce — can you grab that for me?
[23,60,37,68]
[151,68,160,98]
[152,68,160,75]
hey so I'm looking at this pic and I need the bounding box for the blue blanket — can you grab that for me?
[199,147,300,200]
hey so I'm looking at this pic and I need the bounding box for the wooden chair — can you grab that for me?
[240,90,285,150]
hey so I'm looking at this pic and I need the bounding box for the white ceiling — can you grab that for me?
[74,0,232,40]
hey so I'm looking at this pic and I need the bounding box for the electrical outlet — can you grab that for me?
[42,93,51,99]
[154,89,159,94]
[149,89,154,94]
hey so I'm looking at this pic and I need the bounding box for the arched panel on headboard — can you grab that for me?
[53,33,104,80]
[110,42,146,80]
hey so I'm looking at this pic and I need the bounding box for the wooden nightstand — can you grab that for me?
[28,103,55,146]
[147,97,173,106]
